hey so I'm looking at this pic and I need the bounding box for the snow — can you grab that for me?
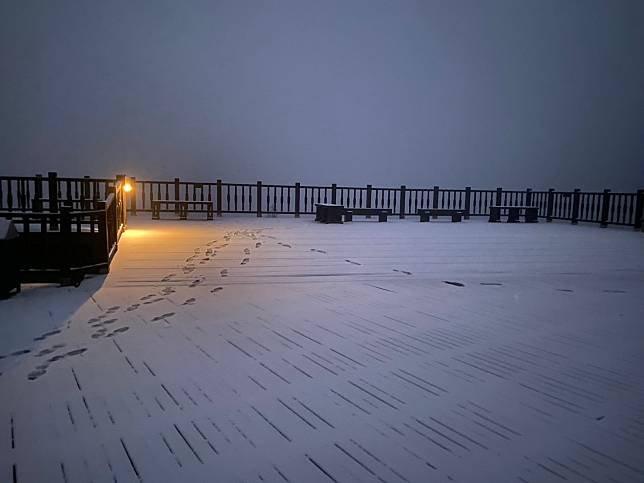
[1,215,644,482]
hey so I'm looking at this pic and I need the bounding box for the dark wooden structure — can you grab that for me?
[151,199,214,220]
[0,174,127,285]
[344,208,392,222]
[489,206,539,223]
[314,203,345,224]
[417,208,466,222]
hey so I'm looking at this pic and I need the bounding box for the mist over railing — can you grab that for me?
[1,173,642,229]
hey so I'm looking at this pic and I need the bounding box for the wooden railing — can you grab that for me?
[0,178,126,284]
[125,179,643,229]
[1,173,642,229]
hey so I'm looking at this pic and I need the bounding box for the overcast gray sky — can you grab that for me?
[1,0,643,190]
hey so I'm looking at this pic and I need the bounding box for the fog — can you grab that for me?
[1,0,643,190]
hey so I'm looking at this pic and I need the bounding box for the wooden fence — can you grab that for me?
[0,175,126,284]
[1,173,642,229]
[128,178,643,229]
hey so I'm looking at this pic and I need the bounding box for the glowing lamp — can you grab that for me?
[123,182,133,193]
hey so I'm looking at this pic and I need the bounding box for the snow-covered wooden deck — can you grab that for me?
[1,216,644,483]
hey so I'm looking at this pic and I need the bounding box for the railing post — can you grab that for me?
[571,188,580,225]
[495,187,502,207]
[115,174,127,228]
[600,189,611,228]
[331,183,337,204]
[216,179,222,216]
[634,189,644,231]
[464,187,471,219]
[257,181,262,217]
[83,175,91,209]
[366,184,372,218]
[294,182,301,218]
[48,171,59,229]
[432,185,439,218]
[129,176,137,215]
[525,188,532,207]
[399,185,406,219]
[96,200,109,264]
[34,174,43,212]
[174,177,180,214]
[60,205,72,281]
[546,188,555,222]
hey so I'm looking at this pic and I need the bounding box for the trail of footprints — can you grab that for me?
[17,230,272,382]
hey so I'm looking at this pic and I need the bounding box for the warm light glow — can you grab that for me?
[123,182,133,193]
[123,229,148,238]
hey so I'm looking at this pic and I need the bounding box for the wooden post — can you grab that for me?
[115,174,127,228]
[257,181,262,217]
[432,185,439,218]
[48,171,59,229]
[96,200,109,264]
[174,178,180,214]
[331,183,337,204]
[129,176,137,215]
[60,205,72,281]
[216,179,222,216]
[495,187,502,207]
[634,189,644,230]
[34,174,43,212]
[571,188,580,225]
[366,184,372,218]
[464,187,471,219]
[546,188,555,222]
[294,182,301,218]
[600,189,611,228]
[525,188,532,207]
[399,185,406,219]
[83,175,91,209]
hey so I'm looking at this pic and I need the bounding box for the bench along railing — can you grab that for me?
[0,182,126,284]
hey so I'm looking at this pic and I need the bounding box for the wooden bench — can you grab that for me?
[344,208,392,222]
[152,200,214,220]
[417,209,466,222]
[489,205,538,223]
[315,203,345,224]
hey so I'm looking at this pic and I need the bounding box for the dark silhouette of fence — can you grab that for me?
[1,173,642,229]
[126,178,643,229]
[0,174,127,284]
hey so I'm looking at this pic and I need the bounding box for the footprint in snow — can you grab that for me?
[143,297,164,305]
[33,328,61,341]
[106,327,129,337]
